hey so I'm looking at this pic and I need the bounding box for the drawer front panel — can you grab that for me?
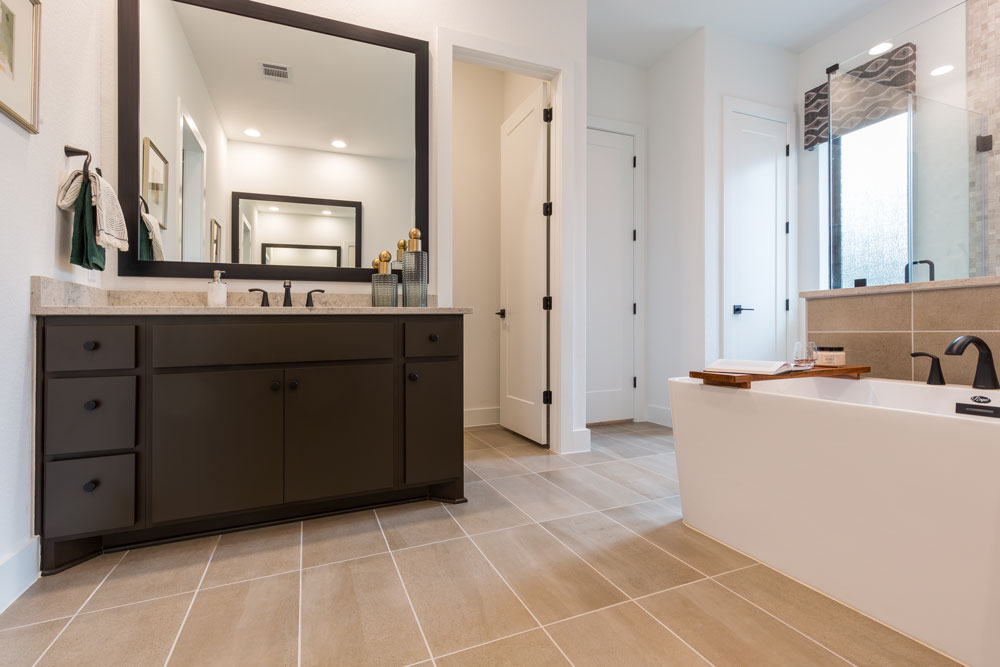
[44,454,135,538]
[405,319,461,358]
[45,325,136,372]
[151,322,394,368]
[45,376,136,455]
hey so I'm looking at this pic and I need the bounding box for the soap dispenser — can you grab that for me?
[207,270,227,307]
[371,251,398,307]
[402,228,428,307]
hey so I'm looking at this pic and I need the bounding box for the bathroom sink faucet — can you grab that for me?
[945,335,1000,390]
[283,280,293,307]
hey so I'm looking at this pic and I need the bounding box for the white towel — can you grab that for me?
[56,170,130,251]
[141,211,165,261]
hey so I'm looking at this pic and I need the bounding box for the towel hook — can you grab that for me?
[64,145,102,180]
[138,194,149,214]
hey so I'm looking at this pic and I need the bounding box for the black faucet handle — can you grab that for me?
[248,288,269,307]
[306,289,325,308]
[911,352,946,385]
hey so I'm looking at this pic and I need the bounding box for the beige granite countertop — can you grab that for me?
[800,274,1000,299]
[30,276,470,316]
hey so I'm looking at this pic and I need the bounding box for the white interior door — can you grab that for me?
[723,109,788,361]
[586,128,634,423]
[499,82,548,444]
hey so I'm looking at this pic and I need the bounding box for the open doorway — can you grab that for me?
[452,60,551,445]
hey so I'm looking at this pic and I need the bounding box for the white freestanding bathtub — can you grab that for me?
[669,376,1000,666]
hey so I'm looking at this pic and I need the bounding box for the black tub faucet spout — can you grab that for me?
[945,335,1000,390]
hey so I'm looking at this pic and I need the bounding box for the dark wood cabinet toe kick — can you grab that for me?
[36,314,465,574]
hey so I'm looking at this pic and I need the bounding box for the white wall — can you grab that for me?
[254,212,357,266]
[587,56,647,125]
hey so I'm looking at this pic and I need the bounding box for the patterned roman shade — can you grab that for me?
[804,43,917,150]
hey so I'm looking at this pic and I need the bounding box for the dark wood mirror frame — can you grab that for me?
[116,0,429,282]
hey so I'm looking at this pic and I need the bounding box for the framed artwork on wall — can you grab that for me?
[0,0,40,133]
[142,137,169,229]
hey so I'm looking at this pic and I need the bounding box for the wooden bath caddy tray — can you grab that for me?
[690,365,871,389]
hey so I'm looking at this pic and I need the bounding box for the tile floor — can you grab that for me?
[0,422,959,666]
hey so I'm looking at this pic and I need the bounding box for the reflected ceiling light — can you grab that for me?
[322,210,332,215]
[244,128,261,137]
[868,42,893,55]
[331,139,347,148]
[268,206,279,212]
[930,64,955,77]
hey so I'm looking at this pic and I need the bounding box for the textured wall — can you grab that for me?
[967,0,1000,275]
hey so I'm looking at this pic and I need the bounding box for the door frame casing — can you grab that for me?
[722,96,793,362]
[586,117,647,423]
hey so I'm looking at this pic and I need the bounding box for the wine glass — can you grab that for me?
[793,342,817,369]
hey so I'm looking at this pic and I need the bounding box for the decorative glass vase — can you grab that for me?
[371,273,398,307]
[402,250,428,307]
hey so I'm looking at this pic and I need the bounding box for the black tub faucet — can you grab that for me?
[283,280,293,307]
[911,352,946,385]
[945,335,1000,390]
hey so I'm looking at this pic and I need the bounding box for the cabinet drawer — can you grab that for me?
[405,319,461,358]
[151,322,394,368]
[44,454,135,538]
[45,325,136,372]
[45,377,136,455]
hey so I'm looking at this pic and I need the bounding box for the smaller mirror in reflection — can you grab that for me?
[233,194,362,268]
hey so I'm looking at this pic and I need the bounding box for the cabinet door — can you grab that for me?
[284,364,394,503]
[151,369,283,523]
[405,360,463,484]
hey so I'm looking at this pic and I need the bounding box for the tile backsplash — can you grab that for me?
[806,285,1000,384]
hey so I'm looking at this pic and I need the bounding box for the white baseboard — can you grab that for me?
[0,537,38,614]
[647,404,672,427]
[464,407,500,427]
[555,427,590,454]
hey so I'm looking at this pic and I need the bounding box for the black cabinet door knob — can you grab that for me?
[408,373,419,382]
[289,380,299,390]
[429,333,440,342]
[83,400,99,412]
[82,340,99,351]
[270,380,281,391]
[82,480,99,493]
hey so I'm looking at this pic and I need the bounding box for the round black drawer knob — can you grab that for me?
[82,480,99,493]
[408,373,419,382]
[83,400,100,412]
[82,340,99,351]
[289,380,299,390]
[270,381,281,391]
[429,333,440,342]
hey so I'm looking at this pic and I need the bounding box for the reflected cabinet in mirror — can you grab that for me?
[117,0,429,281]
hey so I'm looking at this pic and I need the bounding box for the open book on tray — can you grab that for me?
[703,359,811,376]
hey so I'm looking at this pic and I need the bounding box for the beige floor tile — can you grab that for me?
[546,602,706,667]
[464,464,482,483]
[587,424,632,435]
[473,525,625,624]
[604,502,754,575]
[629,453,679,479]
[542,513,703,597]
[657,495,683,515]
[201,523,300,588]
[469,427,535,447]
[639,580,849,666]
[539,466,646,510]
[716,565,960,666]
[464,448,533,479]
[40,593,192,667]
[464,432,492,451]
[590,436,659,460]
[607,432,675,454]
[301,554,429,667]
[623,422,673,436]
[561,448,616,466]
[494,443,577,473]
[486,475,593,522]
[446,481,532,535]
[0,620,66,667]
[587,460,680,499]
[0,554,121,631]
[392,538,536,656]
[377,501,465,549]
[84,537,214,611]
[301,510,387,568]
[169,572,298,667]
[436,629,569,666]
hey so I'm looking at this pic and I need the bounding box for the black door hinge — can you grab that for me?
[826,63,840,75]
[785,299,790,311]
[542,390,552,405]
[977,135,993,152]
[632,303,637,315]
[542,296,553,310]
[633,377,637,389]
[785,221,790,234]
[633,155,637,168]
[785,144,790,157]
[633,229,636,241]
[543,107,553,123]
[543,202,553,217]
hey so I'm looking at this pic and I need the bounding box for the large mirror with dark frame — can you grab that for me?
[116,0,429,281]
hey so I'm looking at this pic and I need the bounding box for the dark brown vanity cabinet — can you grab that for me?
[37,314,464,574]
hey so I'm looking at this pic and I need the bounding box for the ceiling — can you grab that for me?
[173,3,415,160]
[587,0,893,66]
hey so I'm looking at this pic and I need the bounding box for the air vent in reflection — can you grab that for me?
[261,63,290,82]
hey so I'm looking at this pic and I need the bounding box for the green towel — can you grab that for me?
[138,219,153,261]
[69,180,105,271]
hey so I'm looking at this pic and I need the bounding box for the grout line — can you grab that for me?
[426,627,539,662]
[199,568,300,591]
[32,550,129,667]
[0,615,75,634]
[163,534,221,666]
[374,510,436,667]
[297,521,303,667]
[77,589,198,617]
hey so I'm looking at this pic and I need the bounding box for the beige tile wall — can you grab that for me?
[806,285,1000,384]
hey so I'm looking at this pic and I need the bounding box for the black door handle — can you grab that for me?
[289,380,299,390]
[270,380,281,391]
[82,340,99,351]
[733,305,756,315]
[429,333,440,342]
[408,373,419,382]
[495,309,506,319]
[83,400,100,412]
[82,480,99,493]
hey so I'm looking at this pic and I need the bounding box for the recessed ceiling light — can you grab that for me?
[244,128,261,138]
[268,206,279,212]
[331,139,347,149]
[868,42,893,56]
[930,65,955,77]
[322,210,332,215]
